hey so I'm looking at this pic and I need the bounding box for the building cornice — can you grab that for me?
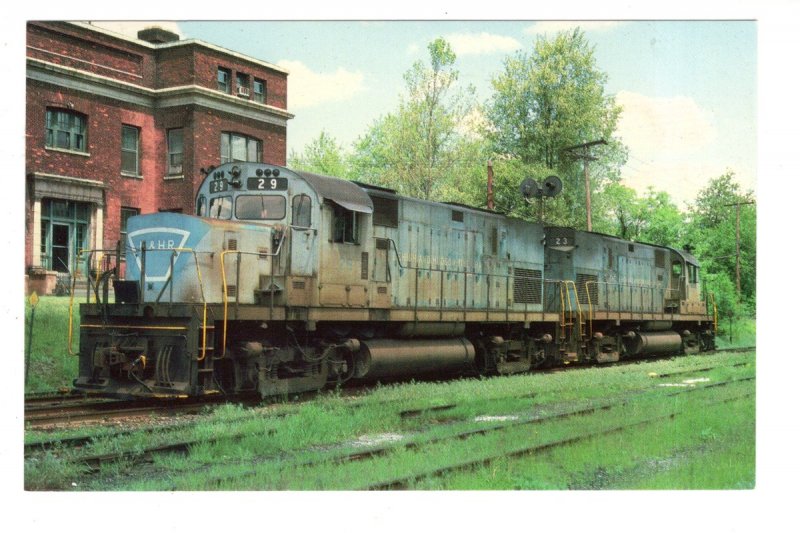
[65,22,290,75]
[27,57,294,127]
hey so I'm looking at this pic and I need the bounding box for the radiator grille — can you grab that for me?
[576,273,598,304]
[377,286,388,295]
[292,280,306,290]
[226,238,238,251]
[513,267,542,304]
[224,284,237,297]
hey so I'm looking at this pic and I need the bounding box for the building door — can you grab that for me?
[41,199,90,274]
[51,223,71,272]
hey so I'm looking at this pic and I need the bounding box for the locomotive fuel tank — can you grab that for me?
[353,338,476,380]
[623,330,683,356]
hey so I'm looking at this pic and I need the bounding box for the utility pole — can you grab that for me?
[487,160,494,210]
[561,140,607,232]
[723,200,755,297]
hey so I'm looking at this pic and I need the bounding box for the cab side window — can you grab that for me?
[688,264,698,284]
[292,194,312,228]
[332,205,359,244]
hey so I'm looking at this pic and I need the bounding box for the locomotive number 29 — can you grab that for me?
[247,177,288,191]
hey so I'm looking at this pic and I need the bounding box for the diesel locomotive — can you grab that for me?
[73,162,716,398]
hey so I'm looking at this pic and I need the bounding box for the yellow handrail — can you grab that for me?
[172,248,209,362]
[585,280,596,338]
[67,248,90,356]
[564,280,583,339]
[92,252,104,304]
[710,292,718,333]
[219,249,236,358]
[67,269,78,355]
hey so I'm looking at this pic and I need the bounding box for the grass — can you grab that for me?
[24,350,756,491]
[715,315,756,349]
[24,296,79,394]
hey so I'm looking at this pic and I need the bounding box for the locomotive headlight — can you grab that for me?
[256,168,264,177]
[272,168,280,177]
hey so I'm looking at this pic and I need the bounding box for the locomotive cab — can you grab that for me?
[666,248,705,315]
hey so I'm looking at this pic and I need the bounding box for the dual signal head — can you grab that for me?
[520,175,563,200]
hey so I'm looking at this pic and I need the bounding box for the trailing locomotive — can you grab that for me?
[74,162,715,398]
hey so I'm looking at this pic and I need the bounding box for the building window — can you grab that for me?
[217,67,231,93]
[46,109,87,152]
[236,72,250,97]
[253,79,265,103]
[220,132,262,163]
[120,207,140,253]
[333,205,359,244]
[167,128,183,175]
[121,125,140,175]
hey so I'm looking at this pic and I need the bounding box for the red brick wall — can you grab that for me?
[192,48,288,109]
[155,46,195,89]
[27,22,155,87]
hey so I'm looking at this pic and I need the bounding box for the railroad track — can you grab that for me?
[23,395,259,429]
[100,359,756,489]
[25,351,754,490]
[25,347,754,446]
[365,388,754,490]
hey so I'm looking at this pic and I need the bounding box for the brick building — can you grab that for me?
[25,21,293,293]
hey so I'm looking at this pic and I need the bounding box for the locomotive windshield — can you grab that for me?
[235,195,286,220]
[209,196,232,219]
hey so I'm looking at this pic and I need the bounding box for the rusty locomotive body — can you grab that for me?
[74,162,715,398]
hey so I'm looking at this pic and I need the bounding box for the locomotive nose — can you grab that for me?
[124,212,210,302]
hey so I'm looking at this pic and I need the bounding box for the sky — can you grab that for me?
[93,19,757,208]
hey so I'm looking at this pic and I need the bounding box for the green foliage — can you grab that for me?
[485,28,625,229]
[687,172,756,311]
[593,184,686,247]
[349,37,479,200]
[25,296,78,393]
[287,130,349,177]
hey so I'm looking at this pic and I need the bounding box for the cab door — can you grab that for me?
[289,194,315,277]
[666,251,686,311]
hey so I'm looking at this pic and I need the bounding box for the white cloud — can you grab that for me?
[525,21,623,35]
[444,32,522,56]
[87,21,184,39]
[277,60,366,111]
[615,90,722,206]
[616,90,716,157]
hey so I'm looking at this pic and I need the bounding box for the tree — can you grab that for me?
[350,38,478,200]
[592,185,686,246]
[485,28,625,227]
[287,130,349,177]
[687,171,756,309]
